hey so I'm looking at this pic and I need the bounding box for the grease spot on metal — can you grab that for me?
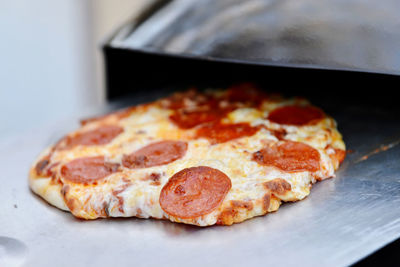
[355,139,400,163]
[0,237,28,267]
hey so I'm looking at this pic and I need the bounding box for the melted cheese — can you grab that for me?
[29,90,346,226]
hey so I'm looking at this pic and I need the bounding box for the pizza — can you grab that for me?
[29,83,346,226]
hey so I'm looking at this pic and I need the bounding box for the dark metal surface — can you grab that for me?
[1,91,400,267]
[113,0,400,75]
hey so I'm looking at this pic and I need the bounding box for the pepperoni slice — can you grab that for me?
[169,109,223,129]
[61,156,119,183]
[165,89,240,129]
[267,105,324,126]
[166,87,272,129]
[162,89,214,110]
[62,125,123,149]
[225,83,268,105]
[122,141,187,169]
[159,166,232,219]
[196,123,260,144]
[253,141,320,172]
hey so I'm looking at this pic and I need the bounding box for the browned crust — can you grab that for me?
[263,178,291,195]
[103,201,110,217]
[262,192,271,212]
[34,156,60,179]
[216,200,254,225]
[333,149,346,164]
[142,172,162,186]
[62,183,113,219]
[260,178,291,215]
[216,208,238,225]
[136,208,144,218]
[35,157,50,176]
[231,200,254,210]
[61,185,75,213]
[112,179,132,213]
[326,145,346,169]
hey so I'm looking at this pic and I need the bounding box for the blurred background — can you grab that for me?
[0,0,148,138]
[2,0,400,139]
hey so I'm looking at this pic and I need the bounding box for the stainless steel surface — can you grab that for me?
[1,94,400,267]
[115,0,400,75]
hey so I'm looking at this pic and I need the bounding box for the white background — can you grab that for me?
[0,0,147,138]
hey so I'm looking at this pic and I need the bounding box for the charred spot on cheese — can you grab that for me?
[122,141,187,169]
[263,178,292,195]
[231,200,254,210]
[46,162,59,177]
[60,125,124,149]
[259,126,287,140]
[60,156,120,184]
[268,105,324,126]
[253,141,320,172]
[159,166,232,219]
[270,128,287,140]
[149,173,161,186]
[112,183,131,214]
[142,172,162,186]
[35,155,59,177]
[196,123,260,144]
[35,157,50,176]
[103,201,110,217]
[61,184,76,212]
[262,193,271,212]
[60,184,70,198]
